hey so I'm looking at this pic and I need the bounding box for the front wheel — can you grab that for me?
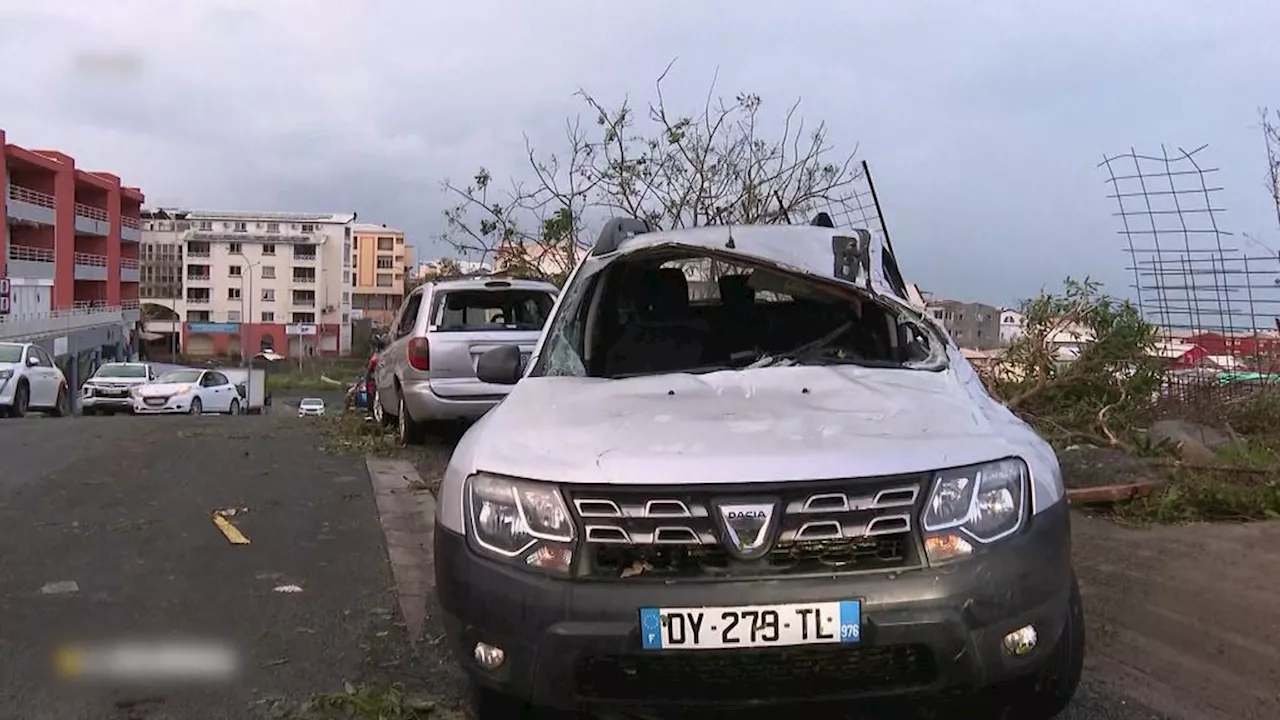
[189,397,203,415]
[9,382,29,418]
[228,398,241,415]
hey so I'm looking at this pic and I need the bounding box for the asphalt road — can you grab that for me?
[0,409,1174,720]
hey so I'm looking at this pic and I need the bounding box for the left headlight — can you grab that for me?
[465,473,576,576]
[920,458,1028,564]
[0,369,13,380]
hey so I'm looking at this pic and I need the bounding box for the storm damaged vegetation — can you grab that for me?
[977,278,1280,522]
[440,63,863,282]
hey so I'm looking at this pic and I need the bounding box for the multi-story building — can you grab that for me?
[2,126,145,389]
[350,223,407,324]
[139,208,355,358]
[926,298,1002,350]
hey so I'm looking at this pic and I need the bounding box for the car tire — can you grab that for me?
[396,391,425,445]
[373,387,390,426]
[228,398,241,415]
[83,407,96,417]
[9,381,29,418]
[189,397,203,415]
[48,387,70,417]
[983,575,1086,720]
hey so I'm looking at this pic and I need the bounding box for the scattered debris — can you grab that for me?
[620,560,652,579]
[212,512,251,545]
[274,584,304,593]
[303,682,438,720]
[1067,480,1164,506]
[40,580,80,595]
[217,506,250,517]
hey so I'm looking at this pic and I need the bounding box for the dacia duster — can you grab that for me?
[434,215,1085,717]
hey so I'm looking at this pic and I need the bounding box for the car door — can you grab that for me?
[201,371,234,412]
[377,289,425,406]
[24,346,58,406]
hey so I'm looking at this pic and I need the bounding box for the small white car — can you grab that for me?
[131,368,243,415]
[297,397,326,417]
[0,341,71,418]
[82,362,157,415]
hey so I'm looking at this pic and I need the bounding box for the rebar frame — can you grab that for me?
[1100,145,1280,340]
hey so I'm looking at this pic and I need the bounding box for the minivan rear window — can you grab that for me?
[434,290,555,332]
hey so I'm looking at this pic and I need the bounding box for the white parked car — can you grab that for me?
[297,397,326,417]
[82,362,157,415]
[131,368,243,415]
[0,341,71,418]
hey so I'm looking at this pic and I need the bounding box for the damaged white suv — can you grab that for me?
[434,215,1084,717]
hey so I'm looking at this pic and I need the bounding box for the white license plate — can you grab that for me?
[639,600,861,651]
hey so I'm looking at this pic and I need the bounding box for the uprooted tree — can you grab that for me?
[986,278,1165,449]
[1262,107,1280,231]
[440,63,864,283]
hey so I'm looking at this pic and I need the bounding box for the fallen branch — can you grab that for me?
[1067,479,1164,506]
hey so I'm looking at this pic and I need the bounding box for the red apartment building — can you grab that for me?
[1,126,145,389]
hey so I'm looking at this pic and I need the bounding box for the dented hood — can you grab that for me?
[471,366,1028,485]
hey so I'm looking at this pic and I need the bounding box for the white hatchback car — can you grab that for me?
[297,398,326,417]
[131,368,243,415]
[0,341,72,417]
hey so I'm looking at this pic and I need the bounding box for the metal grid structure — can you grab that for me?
[1100,144,1280,340]
[821,159,894,255]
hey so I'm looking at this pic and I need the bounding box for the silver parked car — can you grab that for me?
[373,275,559,444]
[433,217,1083,718]
[82,362,157,415]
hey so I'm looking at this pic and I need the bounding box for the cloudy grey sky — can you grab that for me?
[2,0,1278,307]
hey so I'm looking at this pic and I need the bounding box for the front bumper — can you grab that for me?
[435,499,1074,711]
[131,395,195,414]
[82,392,135,410]
[400,379,502,422]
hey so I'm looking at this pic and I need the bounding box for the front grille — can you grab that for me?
[568,476,927,579]
[574,643,936,702]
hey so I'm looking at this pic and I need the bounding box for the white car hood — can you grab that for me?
[137,382,194,396]
[470,365,1040,486]
[89,376,148,385]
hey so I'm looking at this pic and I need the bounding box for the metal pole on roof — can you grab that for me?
[862,159,898,259]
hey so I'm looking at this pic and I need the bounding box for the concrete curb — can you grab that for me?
[365,457,436,644]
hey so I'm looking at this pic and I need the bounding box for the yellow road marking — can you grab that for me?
[53,647,86,678]
[212,513,250,545]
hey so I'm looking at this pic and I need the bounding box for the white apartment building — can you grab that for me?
[140,209,355,358]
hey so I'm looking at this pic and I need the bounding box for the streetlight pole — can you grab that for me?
[236,252,260,408]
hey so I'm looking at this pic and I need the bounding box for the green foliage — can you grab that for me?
[993,277,1165,447]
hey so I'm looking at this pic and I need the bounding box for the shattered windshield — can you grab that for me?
[534,251,945,379]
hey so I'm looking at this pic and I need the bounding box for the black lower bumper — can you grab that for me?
[434,499,1074,711]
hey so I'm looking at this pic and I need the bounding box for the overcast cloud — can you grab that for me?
[1,0,1278,306]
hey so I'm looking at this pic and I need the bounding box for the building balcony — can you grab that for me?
[74,252,109,281]
[291,275,317,284]
[186,274,212,283]
[291,299,317,308]
[6,185,57,226]
[120,257,140,283]
[292,252,317,262]
[6,244,55,280]
[121,215,141,243]
[75,203,110,236]
[186,296,212,305]
[187,249,211,258]
[0,304,124,342]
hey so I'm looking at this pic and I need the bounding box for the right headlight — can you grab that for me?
[465,473,576,576]
[920,458,1028,564]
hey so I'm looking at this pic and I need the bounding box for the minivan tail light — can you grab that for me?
[407,337,430,371]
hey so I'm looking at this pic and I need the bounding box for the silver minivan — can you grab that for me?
[373,275,558,444]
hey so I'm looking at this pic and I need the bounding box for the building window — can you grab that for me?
[262,266,276,279]
[377,237,395,251]
[376,257,394,269]
[262,289,275,302]
[261,311,275,322]
[266,223,279,234]
[342,271,350,283]
[229,242,242,254]
[188,310,211,322]
[342,291,350,302]
[197,220,212,231]
[292,312,315,323]
[376,273,393,287]
[262,244,276,255]
[233,222,247,233]
[228,288,241,300]
[228,310,241,323]
[228,265,241,277]
[395,237,404,245]
[301,224,316,233]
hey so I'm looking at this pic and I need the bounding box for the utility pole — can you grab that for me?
[236,251,259,409]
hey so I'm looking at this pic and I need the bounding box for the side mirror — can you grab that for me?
[476,345,525,386]
[26,356,39,367]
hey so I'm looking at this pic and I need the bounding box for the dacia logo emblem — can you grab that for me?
[715,500,780,561]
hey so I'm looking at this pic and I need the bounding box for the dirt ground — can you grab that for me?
[1072,513,1280,719]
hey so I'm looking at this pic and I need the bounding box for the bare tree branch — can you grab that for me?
[439,62,863,282]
